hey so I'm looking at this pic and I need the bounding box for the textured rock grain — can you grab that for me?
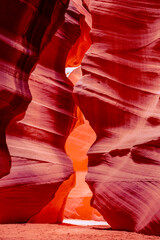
[0,0,80,223]
[74,0,160,235]
[0,0,69,178]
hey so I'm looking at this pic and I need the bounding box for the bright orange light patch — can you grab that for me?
[64,14,104,220]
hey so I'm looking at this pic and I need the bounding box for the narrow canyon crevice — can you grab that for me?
[0,0,160,236]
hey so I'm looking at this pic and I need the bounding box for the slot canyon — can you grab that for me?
[0,0,160,237]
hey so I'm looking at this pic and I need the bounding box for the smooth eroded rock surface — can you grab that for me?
[1,0,160,234]
[74,0,160,235]
[0,0,79,223]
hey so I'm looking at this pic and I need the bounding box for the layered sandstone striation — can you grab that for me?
[0,0,80,223]
[0,0,69,178]
[64,5,104,220]
[74,0,160,235]
[1,0,160,234]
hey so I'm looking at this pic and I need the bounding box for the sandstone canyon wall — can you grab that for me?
[0,0,70,177]
[74,0,160,235]
[64,4,104,220]
[0,0,99,224]
[0,0,160,236]
[0,0,79,223]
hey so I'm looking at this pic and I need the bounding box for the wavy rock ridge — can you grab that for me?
[0,0,160,235]
[74,0,160,235]
[0,0,69,178]
[0,0,79,223]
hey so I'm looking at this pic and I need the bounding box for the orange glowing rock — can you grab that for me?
[64,6,104,220]
[66,15,92,69]
[64,172,104,221]
[28,174,76,223]
[64,7,104,219]
[1,0,159,235]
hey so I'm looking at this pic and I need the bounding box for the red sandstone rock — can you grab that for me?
[64,6,104,220]
[0,0,69,178]
[1,0,160,235]
[74,0,160,235]
[0,0,99,224]
[0,0,80,223]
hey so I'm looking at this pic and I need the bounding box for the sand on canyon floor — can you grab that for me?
[0,223,160,240]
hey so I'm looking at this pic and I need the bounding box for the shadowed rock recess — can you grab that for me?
[0,0,160,236]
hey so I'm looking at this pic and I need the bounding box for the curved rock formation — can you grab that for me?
[0,0,69,178]
[0,0,81,223]
[64,6,104,221]
[1,0,159,234]
[74,0,160,235]
[65,107,104,221]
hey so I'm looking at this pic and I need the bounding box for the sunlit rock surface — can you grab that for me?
[74,0,160,235]
[64,10,104,220]
[0,0,100,224]
[65,106,103,221]
[1,0,160,234]
[0,0,80,223]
